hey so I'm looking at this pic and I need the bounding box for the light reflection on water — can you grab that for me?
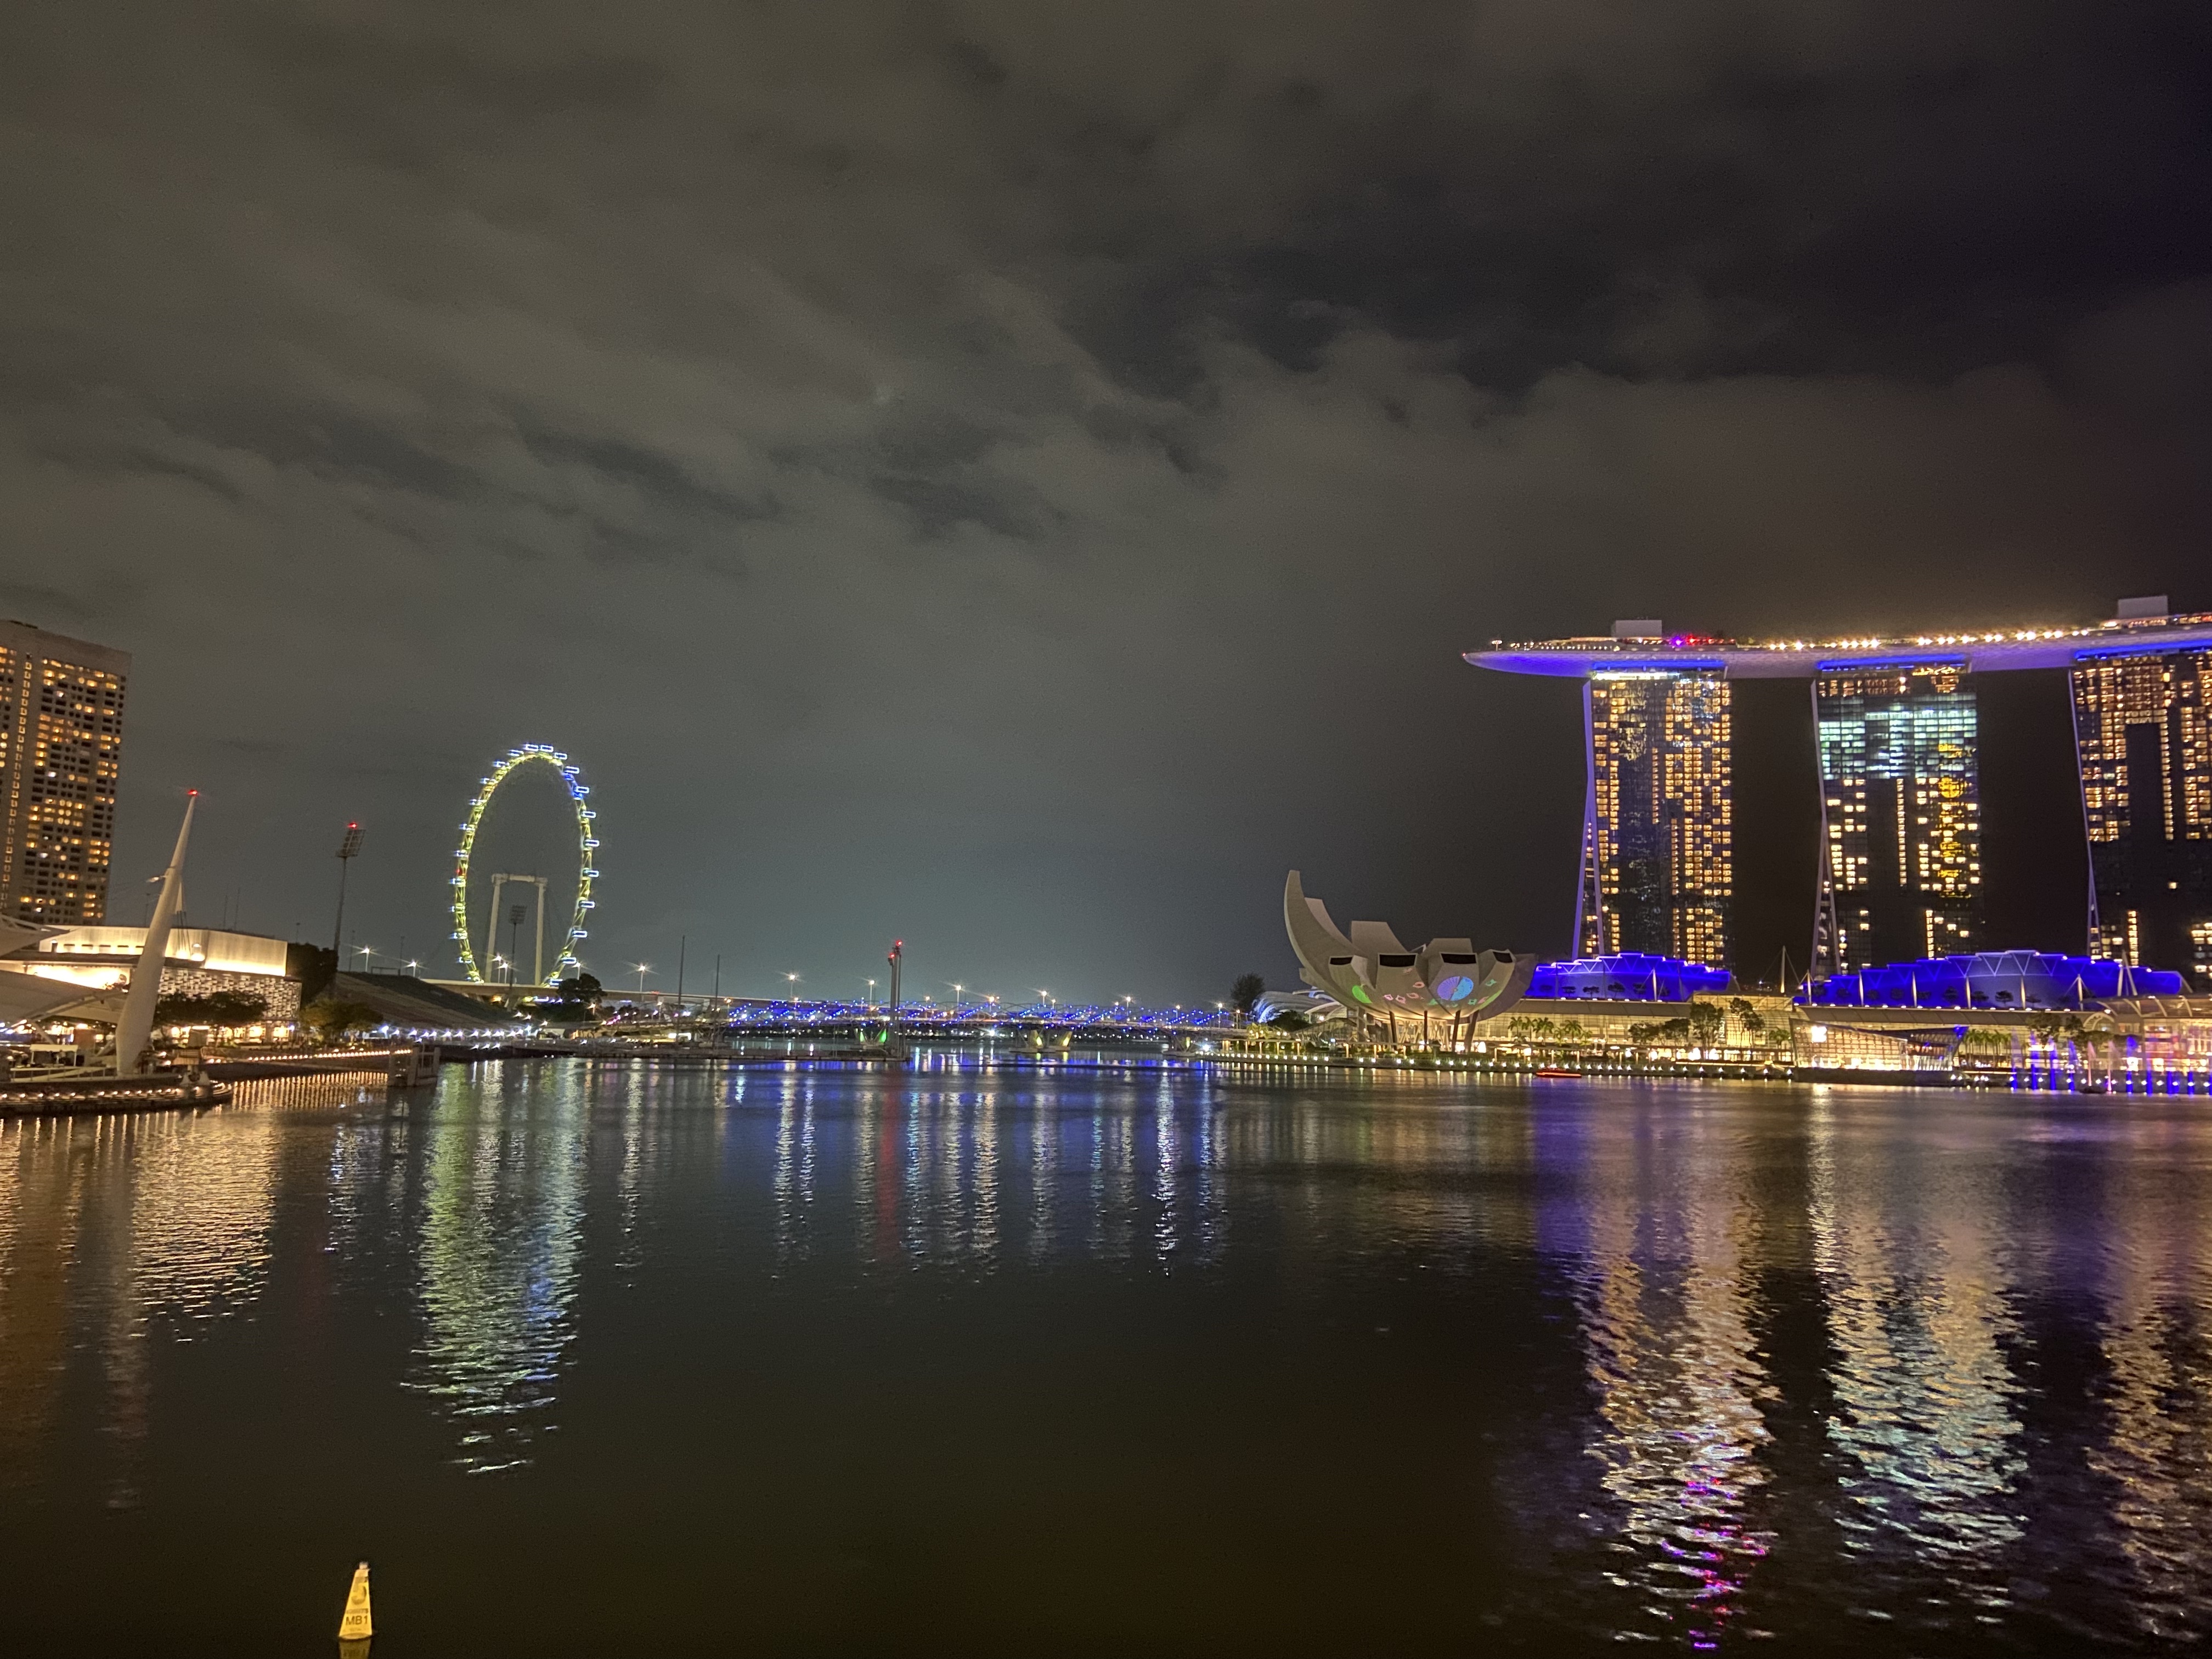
[403,1066,586,1475]
[8,1064,2212,1649]
[0,1088,296,1503]
[1808,1097,2026,1615]
[1568,1118,1775,1649]
[2064,1119,2212,1645]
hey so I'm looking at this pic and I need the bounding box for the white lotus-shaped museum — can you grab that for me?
[1283,871,1533,1031]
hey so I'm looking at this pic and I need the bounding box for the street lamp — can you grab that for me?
[950,981,964,1012]
[633,963,651,994]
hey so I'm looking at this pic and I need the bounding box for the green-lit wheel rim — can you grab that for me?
[449,746,598,985]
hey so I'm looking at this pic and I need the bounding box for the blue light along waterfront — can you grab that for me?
[7,1058,2212,1655]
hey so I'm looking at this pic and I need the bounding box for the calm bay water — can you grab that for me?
[5,1057,2212,1655]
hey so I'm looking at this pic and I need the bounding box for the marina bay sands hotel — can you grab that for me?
[1468,598,2212,983]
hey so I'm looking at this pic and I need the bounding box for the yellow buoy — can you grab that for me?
[338,1561,374,1641]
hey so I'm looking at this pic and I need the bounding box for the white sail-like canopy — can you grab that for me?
[1283,871,1532,1025]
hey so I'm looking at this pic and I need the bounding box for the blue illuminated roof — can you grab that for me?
[1527,955,1731,1002]
[1801,951,2187,1009]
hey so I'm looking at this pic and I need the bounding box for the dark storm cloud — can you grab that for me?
[3,0,2208,994]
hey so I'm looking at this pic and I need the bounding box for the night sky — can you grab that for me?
[8,3,2210,1001]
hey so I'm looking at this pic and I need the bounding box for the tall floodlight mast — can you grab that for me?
[330,821,363,990]
[450,746,599,986]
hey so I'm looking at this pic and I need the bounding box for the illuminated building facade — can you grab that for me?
[2072,645,2212,977]
[1579,670,1733,966]
[1802,949,2182,1009]
[1527,953,1732,1000]
[0,620,129,927]
[1470,603,2212,984]
[1813,661,1981,971]
[0,924,303,1023]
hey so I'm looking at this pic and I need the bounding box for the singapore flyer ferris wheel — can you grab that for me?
[449,744,599,985]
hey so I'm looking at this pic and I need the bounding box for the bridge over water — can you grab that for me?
[646,996,1241,1039]
[412,980,1250,1038]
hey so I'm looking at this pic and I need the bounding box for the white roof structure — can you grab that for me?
[1283,871,1532,1025]
[1250,988,1342,1024]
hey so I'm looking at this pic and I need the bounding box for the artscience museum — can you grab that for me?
[1283,871,1532,1035]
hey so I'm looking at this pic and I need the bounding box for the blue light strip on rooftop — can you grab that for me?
[1813,654,1967,673]
[2070,641,2208,662]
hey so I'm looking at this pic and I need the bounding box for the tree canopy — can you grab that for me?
[536,974,605,1023]
[155,989,269,1025]
[302,998,380,1038]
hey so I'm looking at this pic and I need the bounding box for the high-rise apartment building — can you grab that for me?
[0,620,130,926]
[1577,670,1733,966]
[2072,646,2212,977]
[1812,661,1980,972]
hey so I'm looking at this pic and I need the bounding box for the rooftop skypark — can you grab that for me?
[1466,601,2212,678]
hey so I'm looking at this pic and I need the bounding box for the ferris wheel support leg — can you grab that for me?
[484,873,507,983]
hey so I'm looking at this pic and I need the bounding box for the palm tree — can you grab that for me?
[1231,973,1266,1016]
[1959,1026,2012,1069]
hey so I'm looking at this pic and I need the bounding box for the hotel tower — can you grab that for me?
[1470,600,2212,983]
[1812,660,1981,972]
[1577,654,1733,966]
[0,619,130,926]
[2072,622,2212,977]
